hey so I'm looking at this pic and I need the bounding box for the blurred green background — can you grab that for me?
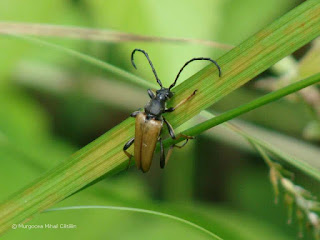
[1,0,319,239]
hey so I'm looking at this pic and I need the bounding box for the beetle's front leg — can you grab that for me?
[147,89,155,99]
[130,111,141,117]
[165,90,197,113]
[123,137,135,169]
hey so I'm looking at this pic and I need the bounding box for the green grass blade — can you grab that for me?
[13,58,320,170]
[171,72,320,147]
[44,205,223,240]
[163,73,320,180]
[0,22,234,50]
[202,110,320,181]
[0,0,319,235]
[8,34,154,89]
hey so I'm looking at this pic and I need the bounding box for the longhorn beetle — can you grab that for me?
[123,49,221,172]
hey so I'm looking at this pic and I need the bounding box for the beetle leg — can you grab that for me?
[130,111,140,117]
[175,139,189,148]
[165,90,197,113]
[163,117,195,140]
[147,89,156,99]
[163,139,189,167]
[177,133,195,140]
[163,117,176,139]
[123,137,135,169]
[159,137,165,168]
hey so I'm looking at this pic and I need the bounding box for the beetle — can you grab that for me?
[123,48,221,172]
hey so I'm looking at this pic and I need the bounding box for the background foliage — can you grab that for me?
[0,0,319,239]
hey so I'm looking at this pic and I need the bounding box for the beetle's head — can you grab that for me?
[156,88,174,101]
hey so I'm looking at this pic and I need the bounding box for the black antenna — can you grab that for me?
[169,58,221,90]
[131,49,163,88]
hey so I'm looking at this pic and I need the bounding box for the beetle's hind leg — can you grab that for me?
[177,133,195,140]
[163,117,195,140]
[123,137,135,169]
[163,117,176,139]
[160,139,189,169]
[159,138,165,168]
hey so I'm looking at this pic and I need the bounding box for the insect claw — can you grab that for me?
[179,133,195,139]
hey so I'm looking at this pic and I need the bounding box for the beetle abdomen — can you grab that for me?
[134,113,162,172]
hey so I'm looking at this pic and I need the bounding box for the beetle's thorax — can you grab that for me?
[144,99,165,120]
[144,87,173,120]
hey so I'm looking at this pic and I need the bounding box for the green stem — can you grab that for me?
[164,73,320,180]
[176,73,320,141]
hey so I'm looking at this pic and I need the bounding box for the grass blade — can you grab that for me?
[44,205,223,240]
[174,72,320,145]
[0,22,234,50]
[7,34,154,89]
[164,73,320,180]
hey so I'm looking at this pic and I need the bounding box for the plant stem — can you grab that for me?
[174,72,320,144]
[163,73,320,180]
